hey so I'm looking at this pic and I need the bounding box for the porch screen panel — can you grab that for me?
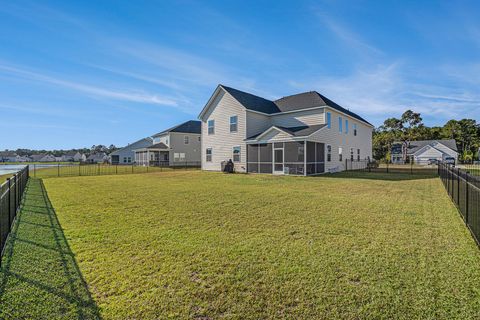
[284,141,304,175]
[259,143,272,173]
[316,143,325,173]
[247,144,259,173]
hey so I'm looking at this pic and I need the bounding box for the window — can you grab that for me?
[175,153,186,161]
[327,112,331,128]
[198,136,201,142]
[345,119,349,134]
[184,135,189,144]
[353,124,357,136]
[166,137,169,145]
[339,117,343,132]
[350,148,354,161]
[123,157,127,163]
[233,146,241,162]
[206,148,212,162]
[327,145,332,162]
[357,149,360,161]
[230,115,238,132]
[339,147,343,162]
[208,120,215,135]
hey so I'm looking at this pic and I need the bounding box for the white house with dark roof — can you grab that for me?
[134,120,201,166]
[198,85,373,175]
[391,139,458,164]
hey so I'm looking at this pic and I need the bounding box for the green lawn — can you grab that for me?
[0,173,12,182]
[2,171,480,319]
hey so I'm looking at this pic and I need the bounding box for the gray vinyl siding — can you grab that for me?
[201,89,247,172]
[309,109,372,172]
[271,108,325,127]
[246,111,271,138]
[169,132,201,165]
[110,138,152,164]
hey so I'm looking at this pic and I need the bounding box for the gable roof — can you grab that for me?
[246,124,327,140]
[111,137,153,155]
[152,120,201,137]
[200,85,372,126]
[404,139,458,154]
[147,142,169,149]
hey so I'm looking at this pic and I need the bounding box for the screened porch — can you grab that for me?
[246,141,325,175]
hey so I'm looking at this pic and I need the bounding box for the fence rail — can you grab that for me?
[439,162,480,245]
[345,159,438,175]
[30,162,201,179]
[0,166,29,264]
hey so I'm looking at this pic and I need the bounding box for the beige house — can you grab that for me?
[198,85,373,175]
[134,120,201,166]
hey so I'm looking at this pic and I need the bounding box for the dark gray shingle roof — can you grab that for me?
[247,124,327,140]
[147,142,169,149]
[153,120,201,137]
[220,85,371,126]
[406,139,458,154]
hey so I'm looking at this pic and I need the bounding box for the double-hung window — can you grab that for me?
[327,112,331,128]
[206,148,212,162]
[339,117,343,133]
[339,147,343,162]
[230,116,238,132]
[350,148,354,161]
[208,120,215,135]
[353,124,357,136]
[327,145,332,162]
[184,135,189,144]
[357,149,360,161]
[345,119,349,134]
[233,146,241,162]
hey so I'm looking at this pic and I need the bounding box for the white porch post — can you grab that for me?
[147,150,150,166]
[304,140,307,176]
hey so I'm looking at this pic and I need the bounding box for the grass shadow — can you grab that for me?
[317,170,439,181]
[0,178,101,319]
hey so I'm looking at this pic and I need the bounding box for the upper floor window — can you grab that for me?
[230,116,238,132]
[338,117,343,133]
[206,148,212,162]
[233,146,241,162]
[208,120,215,135]
[184,136,189,144]
[345,119,349,134]
[327,145,332,162]
[326,112,331,128]
[353,124,357,136]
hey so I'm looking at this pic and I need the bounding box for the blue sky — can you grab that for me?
[1,0,479,149]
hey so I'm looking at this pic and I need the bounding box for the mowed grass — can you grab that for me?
[7,171,480,319]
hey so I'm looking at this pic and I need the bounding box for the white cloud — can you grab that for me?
[0,63,180,107]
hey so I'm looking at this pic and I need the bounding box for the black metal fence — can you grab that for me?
[0,166,29,264]
[31,162,201,179]
[345,159,438,175]
[439,162,480,244]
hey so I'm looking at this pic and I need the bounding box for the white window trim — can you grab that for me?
[345,119,349,134]
[232,146,241,162]
[208,120,215,135]
[230,115,238,133]
[339,117,343,133]
[326,144,332,162]
[206,148,212,162]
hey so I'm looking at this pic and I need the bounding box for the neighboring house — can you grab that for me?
[134,120,201,166]
[110,137,153,165]
[30,154,56,162]
[86,153,109,164]
[62,152,86,162]
[391,139,458,165]
[198,85,373,175]
[0,151,20,162]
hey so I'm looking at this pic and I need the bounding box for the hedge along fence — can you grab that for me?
[0,166,29,265]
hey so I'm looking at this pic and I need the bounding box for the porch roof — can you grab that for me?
[134,142,170,152]
[246,124,327,141]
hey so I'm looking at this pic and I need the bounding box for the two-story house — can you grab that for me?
[198,85,373,175]
[134,120,201,166]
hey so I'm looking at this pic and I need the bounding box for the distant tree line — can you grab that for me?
[5,144,119,157]
[374,110,480,162]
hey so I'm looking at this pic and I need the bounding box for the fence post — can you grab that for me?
[7,178,11,229]
[79,164,81,176]
[116,165,118,174]
[345,159,348,171]
[57,163,60,177]
[34,164,36,178]
[457,168,460,205]
[410,161,413,175]
[386,161,389,173]
[465,172,469,224]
